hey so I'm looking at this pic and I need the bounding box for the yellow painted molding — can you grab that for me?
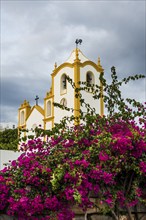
[18,100,31,110]
[35,105,44,116]
[44,121,46,130]
[43,116,54,122]
[44,94,54,100]
[97,57,103,69]
[26,105,44,121]
[51,62,74,77]
[74,49,80,124]
[80,61,104,72]
[18,125,26,129]
[100,73,104,116]
[52,75,55,127]
[18,100,31,128]
[44,87,54,99]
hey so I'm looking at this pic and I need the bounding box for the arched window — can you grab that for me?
[20,110,25,125]
[60,98,67,107]
[86,72,95,85]
[61,74,67,94]
[47,100,51,117]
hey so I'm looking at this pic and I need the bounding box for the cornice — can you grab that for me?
[51,62,74,77]
[43,116,54,122]
[44,95,54,100]
[80,61,104,72]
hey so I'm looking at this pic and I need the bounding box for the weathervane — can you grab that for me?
[75,39,82,48]
[35,95,39,105]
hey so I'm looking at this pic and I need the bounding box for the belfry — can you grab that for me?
[18,43,104,137]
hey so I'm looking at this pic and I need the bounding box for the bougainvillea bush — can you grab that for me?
[0,68,145,220]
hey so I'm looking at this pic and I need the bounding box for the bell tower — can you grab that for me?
[18,100,31,130]
[44,40,104,129]
[18,41,104,136]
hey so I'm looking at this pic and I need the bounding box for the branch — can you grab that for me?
[126,172,134,194]
[126,205,133,220]
[111,210,119,220]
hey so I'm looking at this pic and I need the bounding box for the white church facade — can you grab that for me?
[18,47,104,135]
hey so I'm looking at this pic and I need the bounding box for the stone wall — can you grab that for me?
[72,201,146,220]
[0,215,16,220]
[1,203,146,220]
[1,213,146,220]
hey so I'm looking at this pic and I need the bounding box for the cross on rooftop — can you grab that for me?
[35,95,39,105]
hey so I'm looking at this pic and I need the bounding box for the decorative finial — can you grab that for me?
[75,39,82,49]
[98,57,101,66]
[47,87,52,97]
[54,62,57,69]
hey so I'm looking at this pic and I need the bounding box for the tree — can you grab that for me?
[0,128,18,151]
[0,67,145,220]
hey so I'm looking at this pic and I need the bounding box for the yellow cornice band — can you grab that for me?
[51,62,74,77]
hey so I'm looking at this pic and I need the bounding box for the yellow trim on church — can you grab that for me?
[51,62,74,77]
[18,100,31,129]
[51,73,55,128]
[74,49,81,124]
[26,105,44,121]
[100,73,104,116]
[18,48,105,139]
[80,60,104,72]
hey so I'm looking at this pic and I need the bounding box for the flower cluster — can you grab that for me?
[0,114,145,219]
[0,175,10,211]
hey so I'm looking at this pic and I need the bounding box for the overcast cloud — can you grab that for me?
[1,0,146,128]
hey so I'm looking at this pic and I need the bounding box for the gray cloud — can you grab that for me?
[1,0,145,127]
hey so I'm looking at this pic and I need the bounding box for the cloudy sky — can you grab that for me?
[1,0,146,128]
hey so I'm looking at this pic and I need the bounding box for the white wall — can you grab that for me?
[0,150,22,170]
[80,65,101,114]
[54,67,74,124]
[45,121,52,130]
[26,108,44,134]
[53,63,101,124]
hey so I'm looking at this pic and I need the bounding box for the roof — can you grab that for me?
[66,49,89,63]
[26,105,44,121]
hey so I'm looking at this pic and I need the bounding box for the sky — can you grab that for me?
[1,0,146,128]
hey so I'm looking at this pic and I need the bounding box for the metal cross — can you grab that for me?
[35,95,39,105]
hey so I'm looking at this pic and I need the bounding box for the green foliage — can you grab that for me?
[5,67,145,220]
[0,128,18,150]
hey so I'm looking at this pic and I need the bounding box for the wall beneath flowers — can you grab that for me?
[72,201,146,220]
[0,214,17,220]
[0,150,21,170]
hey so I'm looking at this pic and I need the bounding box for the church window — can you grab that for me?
[20,110,25,125]
[60,98,67,107]
[86,72,95,85]
[61,74,67,94]
[47,100,51,117]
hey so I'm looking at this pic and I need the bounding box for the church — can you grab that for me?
[18,42,104,136]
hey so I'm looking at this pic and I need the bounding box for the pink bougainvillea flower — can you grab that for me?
[99,151,109,161]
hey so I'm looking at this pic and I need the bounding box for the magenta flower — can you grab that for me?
[99,151,109,161]
[105,197,113,206]
[102,172,113,184]
[140,161,146,174]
